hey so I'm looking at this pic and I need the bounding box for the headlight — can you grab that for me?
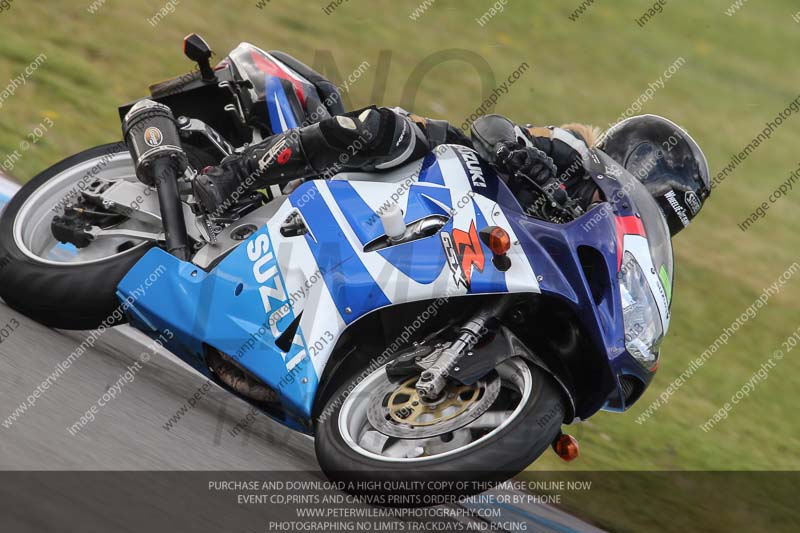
[619,252,663,367]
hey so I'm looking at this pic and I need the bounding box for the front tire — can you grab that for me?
[315,357,565,495]
[0,144,153,329]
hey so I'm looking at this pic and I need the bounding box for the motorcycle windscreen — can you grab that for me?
[226,43,318,130]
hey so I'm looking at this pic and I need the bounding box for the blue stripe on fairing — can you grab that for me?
[265,74,298,133]
[328,180,451,244]
[466,201,508,294]
[326,181,451,285]
[327,181,387,245]
[377,229,450,285]
[378,184,453,284]
[418,153,445,185]
[404,185,451,224]
[293,181,391,323]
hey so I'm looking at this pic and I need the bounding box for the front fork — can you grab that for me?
[415,297,511,400]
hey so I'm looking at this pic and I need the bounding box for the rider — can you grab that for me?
[192,106,710,235]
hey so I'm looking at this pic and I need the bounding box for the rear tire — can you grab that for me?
[0,144,153,329]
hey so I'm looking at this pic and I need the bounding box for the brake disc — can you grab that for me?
[366,371,501,439]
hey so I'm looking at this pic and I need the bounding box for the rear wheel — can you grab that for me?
[315,357,565,498]
[0,144,155,329]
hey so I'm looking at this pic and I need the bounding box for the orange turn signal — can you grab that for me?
[480,226,511,256]
[553,433,580,462]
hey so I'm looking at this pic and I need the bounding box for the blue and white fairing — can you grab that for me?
[117,145,539,418]
[117,144,670,427]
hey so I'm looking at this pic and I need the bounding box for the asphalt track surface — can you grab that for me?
[0,173,603,532]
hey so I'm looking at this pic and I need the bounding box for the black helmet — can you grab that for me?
[598,115,710,236]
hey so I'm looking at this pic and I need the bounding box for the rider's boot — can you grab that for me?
[191,129,312,215]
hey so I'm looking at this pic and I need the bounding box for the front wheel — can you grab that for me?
[315,357,566,494]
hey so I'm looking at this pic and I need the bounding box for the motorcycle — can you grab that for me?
[0,34,674,489]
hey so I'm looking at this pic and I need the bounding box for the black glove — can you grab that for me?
[495,142,558,185]
[496,140,584,222]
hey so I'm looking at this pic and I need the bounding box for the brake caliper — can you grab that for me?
[51,207,95,248]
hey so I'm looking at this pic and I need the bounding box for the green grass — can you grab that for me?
[1,1,799,530]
